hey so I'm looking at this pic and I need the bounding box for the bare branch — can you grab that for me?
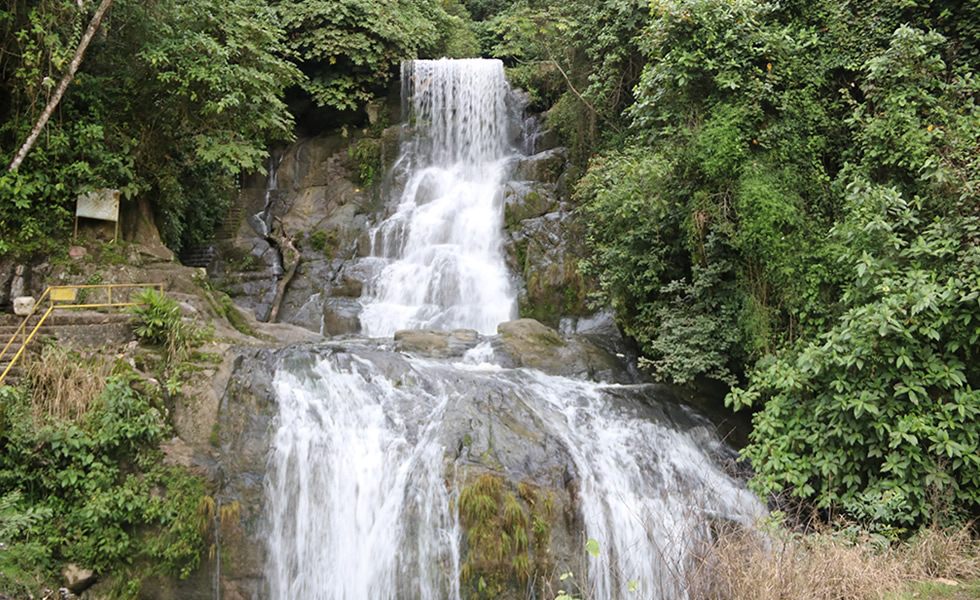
[8,0,114,173]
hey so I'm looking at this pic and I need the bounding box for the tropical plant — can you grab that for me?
[728,181,980,527]
[0,379,207,595]
[276,0,476,111]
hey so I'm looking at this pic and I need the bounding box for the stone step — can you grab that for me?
[0,311,131,330]
[0,365,26,386]
[212,196,247,240]
[0,310,134,386]
[179,245,216,268]
[176,196,247,267]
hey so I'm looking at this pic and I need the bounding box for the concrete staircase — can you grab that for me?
[0,311,133,387]
[179,245,216,268]
[179,195,248,268]
[0,315,50,384]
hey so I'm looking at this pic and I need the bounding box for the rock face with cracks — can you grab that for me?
[204,117,591,335]
[199,318,643,599]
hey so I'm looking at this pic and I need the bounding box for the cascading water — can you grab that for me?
[519,370,762,599]
[263,347,765,600]
[262,59,765,600]
[247,149,285,277]
[357,59,518,336]
[264,353,461,600]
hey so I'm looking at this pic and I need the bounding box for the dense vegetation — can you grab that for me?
[437,0,980,530]
[0,377,207,595]
[564,0,980,529]
[0,0,476,254]
[2,0,978,590]
[0,291,212,594]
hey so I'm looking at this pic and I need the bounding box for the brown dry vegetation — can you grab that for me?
[26,343,112,421]
[690,522,980,600]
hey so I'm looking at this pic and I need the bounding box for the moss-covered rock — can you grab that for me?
[512,148,569,184]
[506,211,591,327]
[494,319,629,383]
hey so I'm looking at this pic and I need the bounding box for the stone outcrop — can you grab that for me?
[394,328,480,356]
[210,128,396,327]
[203,118,594,336]
[493,318,631,383]
[502,147,592,326]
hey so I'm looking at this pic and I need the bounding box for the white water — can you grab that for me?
[358,59,518,336]
[265,354,461,600]
[264,350,765,600]
[263,59,764,600]
[521,372,764,599]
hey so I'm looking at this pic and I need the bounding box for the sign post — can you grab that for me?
[75,189,121,242]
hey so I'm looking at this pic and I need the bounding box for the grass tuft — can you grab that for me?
[689,521,980,600]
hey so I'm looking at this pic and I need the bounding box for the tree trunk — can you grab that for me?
[268,219,301,324]
[7,0,114,173]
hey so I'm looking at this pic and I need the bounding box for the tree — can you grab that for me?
[0,0,300,254]
[7,0,114,173]
[276,0,477,111]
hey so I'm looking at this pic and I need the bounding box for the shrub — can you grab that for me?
[0,380,207,595]
[729,181,980,527]
[127,288,190,365]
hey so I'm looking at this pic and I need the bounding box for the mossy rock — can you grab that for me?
[493,319,630,383]
[456,472,560,600]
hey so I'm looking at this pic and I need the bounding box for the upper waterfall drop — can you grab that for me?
[358,59,519,337]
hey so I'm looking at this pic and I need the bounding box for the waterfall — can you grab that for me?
[263,348,765,600]
[264,353,461,600]
[262,59,765,600]
[358,59,518,336]
[521,371,762,599]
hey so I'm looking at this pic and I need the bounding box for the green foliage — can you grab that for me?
[348,137,383,187]
[0,380,207,595]
[848,24,980,198]
[577,148,745,383]
[126,288,189,363]
[637,251,743,385]
[0,0,299,255]
[458,474,554,598]
[577,148,685,325]
[474,0,647,163]
[134,0,300,172]
[0,490,54,595]
[729,181,980,526]
[277,0,476,111]
[307,228,339,257]
[309,230,328,253]
[571,0,980,529]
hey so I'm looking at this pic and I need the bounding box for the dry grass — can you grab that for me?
[904,526,980,581]
[689,520,980,600]
[26,343,112,421]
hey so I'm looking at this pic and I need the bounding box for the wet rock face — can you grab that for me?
[212,236,280,322]
[502,144,593,328]
[209,131,391,327]
[206,347,283,600]
[394,328,479,356]
[211,121,594,335]
[204,318,640,598]
[494,318,631,383]
[512,147,569,183]
[502,181,560,226]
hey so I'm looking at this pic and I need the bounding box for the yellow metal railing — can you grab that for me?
[0,283,164,385]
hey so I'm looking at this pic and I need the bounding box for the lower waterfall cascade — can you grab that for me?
[261,58,766,600]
